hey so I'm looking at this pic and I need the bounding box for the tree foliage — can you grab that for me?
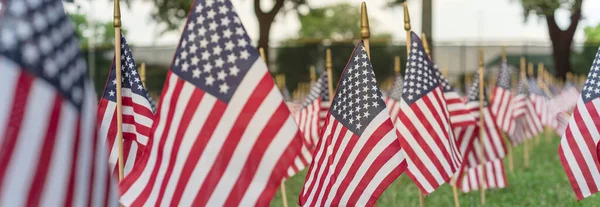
[296,3,360,41]
[69,13,127,48]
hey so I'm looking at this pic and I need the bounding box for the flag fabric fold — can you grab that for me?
[559,46,600,200]
[0,1,118,206]
[118,0,304,206]
[299,41,406,207]
[98,34,155,180]
[395,32,461,194]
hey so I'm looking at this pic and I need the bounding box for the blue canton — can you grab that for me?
[527,79,546,97]
[330,42,386,136]
[468,71,489,106]
[497,60,511,90]
[171,0,258,103]
[0,0,88,109]
[302,73,330,107]
[433,64,454,93]
[103,35,155,111]
[402,32,439,105]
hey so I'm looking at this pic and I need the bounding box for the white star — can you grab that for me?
[196,15,205,24]
[205,75,215,85]
[230,66,240,76]
[109,90,115,96]
[209,21,218,31]
[219,83,230,93]
[240,50,250,59]
[237,39,248,48]
[195,4,204,13]
[193,68,201,78]
[225,41,235,51]
[217,70,227,80]
[372,101,379,108]
[219,5,229,14]
[137,85,143,90]
[586,93,591,99]
[189,44,198,54]
[235,27,245,35]
[207,9,216,19]
[203,63,213,73]
[356,122,362,129]
[211,34,220,43]
[187,22,195,31]
[215,58,225,68]
[134,77,140,83]
[201,51,210,60]
[112,79,117,85]
[223,29,233,38]
[191,56,200,65]
[180,50,188,59]
[213,45,223,55]
[199,39,209,48]
[227,53,237,63]
[220,17,230,26]
[181,62,190,72]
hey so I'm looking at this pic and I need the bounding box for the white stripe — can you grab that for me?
[121,73,179,205]
[145,81,195,206]
[484,110,505,158]
[314,124,353,206]
[39,103,76,206]
[158,94,216,206]
[356,150,404,205]
[560,134,591,197]
[304,121,343,205]
[179,60,267,206]
[415,92,453,175]
[302,117,335,197]
[0,80,54,207]
[0,60,20,144]
[238,117,299,206]
[122,105,153,127]
[207,87,283,206]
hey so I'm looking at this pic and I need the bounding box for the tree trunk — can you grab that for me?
[550,39,573,79]
[545,7,581,80]
[254,0,285,64]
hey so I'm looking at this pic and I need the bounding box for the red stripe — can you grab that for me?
[168,100,227,206]
[190,74,275,206]
[25,95,62,206]
[430,90,456,170]
[559,141,584,200]
[130,78,186,206]
[0,72,33,198]
[331,122,393,205]
[254,131,303,207]
[347,141,403,205]
[152,89,205,205]
[223,103,296,206]
[365,157,406,206]
[317,127,355,206]
[122,96,154,119]
[563,114,599,195]
[583,103,600,173]
[299,119,338,204]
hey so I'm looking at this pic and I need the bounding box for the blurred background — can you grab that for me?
[62,0,600,98]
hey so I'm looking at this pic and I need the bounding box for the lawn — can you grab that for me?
[271,134,600,206]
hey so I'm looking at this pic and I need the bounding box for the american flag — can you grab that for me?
[463,71,506,168]
[0,0,118,206]
[395,32,461,194]
[97,35,155,179]
[383,74,403,123]
[490,60,514,134]
[528,80,550,126]
[299,42,406,207]
[288,73,330,178]
[118,0,304,206]
[511,80,543,140]
[559,47,600,200]
[459,159,507,192]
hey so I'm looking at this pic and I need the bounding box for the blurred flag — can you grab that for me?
[299,42,406,207]
[0,0,118,206]
[118,0,304,206]
[528,80,550,126]
[463,71,507,168]
[559,47,600,200]
[395,32,461,194]
[287,73,331,178]
[383,74,403,123]
[511,80,543,140]
[490,60,514,134]
[97,35,155,179]
[282,85,293,102]
[459,159,507,192]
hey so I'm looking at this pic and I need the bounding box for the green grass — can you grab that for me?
[270,134,600,206]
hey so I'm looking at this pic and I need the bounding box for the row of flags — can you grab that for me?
[0,0,597,206]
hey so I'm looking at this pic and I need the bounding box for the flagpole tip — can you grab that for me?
[478,48,484,68]
[114,0,121,28]
[403,2,411,31]
[360,2,370,40]
[326,48,332,70]
[422,33,431,59]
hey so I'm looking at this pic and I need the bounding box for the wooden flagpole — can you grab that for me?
[500,47,513,174]
[140,62,147,87]
[310,65,317,83]
[394,56,401,75]
[260,48,288,207]
[442,65,461,207]
[326,49,334,103]
[113,0,125,181]
[478,48,487,205]
[522,59,530,169]
[403,3,424,207]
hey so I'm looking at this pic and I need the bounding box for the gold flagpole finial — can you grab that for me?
[360,2,371,58]
[114,0,121,28]
[520,57,526,79]
[403,2,411,56]
[442,66,448,78]
[527,62,534,78]
[501,46,507,62]
[422,33,431,60]
[478,48,484,68]
[259,47,267,63]
[140,62,147,87]
[537,62,544,83]
[326,48,335,103]
[394,56,401,75]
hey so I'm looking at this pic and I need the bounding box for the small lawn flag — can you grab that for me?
[0,0,119,206]
[98,35,155,179]
[559,46,600,200]
[299,41,406,207]
[460,159,507,192]
[395,32,461,194]
[511,80,543,139]
[118,0,304,206]
[384,74,403,123]
[528,80,550,126]
[490,60,514,134]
